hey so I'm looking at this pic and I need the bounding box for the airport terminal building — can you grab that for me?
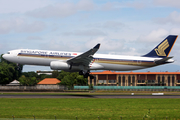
[89,71,180,86]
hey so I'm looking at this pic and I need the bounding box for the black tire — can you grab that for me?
[79,70,84,75]
[90,75,94,79]
[84,73,89,78]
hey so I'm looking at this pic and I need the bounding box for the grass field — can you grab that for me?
[0,98,180,120]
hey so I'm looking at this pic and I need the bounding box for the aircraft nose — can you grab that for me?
[2,54,6,59]
[2,54,9,60]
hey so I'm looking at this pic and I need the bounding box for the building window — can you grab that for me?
[162,76,165,83]
[132,76,135,86]
[177,80,180,83]
[99,80,106,84]
[138,80,145,83]
[108,75,116,80]
[168,76,170,86]
[122,76,125,86]
[118,76,121,86]
[172,76,175,86]
[98,75,106,80]
[109,80,116,83]
[94,77,96,86]
[128,76,131,86]
[158,76,160,84]
[148,80,155,83]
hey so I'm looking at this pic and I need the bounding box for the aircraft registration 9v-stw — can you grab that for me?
[2,35,178,78]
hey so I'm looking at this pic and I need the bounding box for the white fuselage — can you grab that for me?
[2,49,174,71]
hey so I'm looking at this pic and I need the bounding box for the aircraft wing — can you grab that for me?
[67,43,100,69]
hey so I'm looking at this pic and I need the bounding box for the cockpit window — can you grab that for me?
[7,52,10,54]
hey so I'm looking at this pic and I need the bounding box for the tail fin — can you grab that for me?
[143,35,178,58]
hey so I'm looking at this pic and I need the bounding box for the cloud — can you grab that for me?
[155,11,180,24]
[0,0,52,14]
[125,0,180,9]
[0,41,9,55]
[0,43,3,49]
[27,0,95,18]
[84,37,142,56]
[87,21,125,31]
[102,21,125,30]
[125,1,148,9]
[63,29,106,36]
[100,1,147,10]
[0,18,46,34]
[153,0,180,8]
[26,36,43,41]
[170,28,180,35]
[138,28,169,42]
[101,2,114,11]
[85,37,124,52]
[39,38,85,52]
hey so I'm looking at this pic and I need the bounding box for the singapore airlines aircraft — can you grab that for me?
[2,35,178,78]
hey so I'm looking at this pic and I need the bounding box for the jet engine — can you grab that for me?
[50,61,70,70]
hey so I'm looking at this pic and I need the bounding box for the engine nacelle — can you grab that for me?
[50,61,70,70]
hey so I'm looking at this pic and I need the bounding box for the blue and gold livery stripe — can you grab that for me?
[18,53,72,60]
[94,58,155,67]
[18,53,155,67]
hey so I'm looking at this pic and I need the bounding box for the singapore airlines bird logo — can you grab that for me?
[154,39,169,56]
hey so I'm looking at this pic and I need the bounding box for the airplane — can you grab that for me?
[2,35,178,79]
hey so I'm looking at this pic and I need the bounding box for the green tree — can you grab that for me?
[19,75,39,86]
[52,70,59,78]
[75,75,88,85]
[57,70,70,80]
[22,71,37,77]
[57,71,88,88]
[37,74,52,80]
[0,54,23,84]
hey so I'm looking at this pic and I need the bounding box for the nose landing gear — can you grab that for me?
[79,70,94,79]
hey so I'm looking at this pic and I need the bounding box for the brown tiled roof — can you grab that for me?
[37,78,61,84]
[91,71,180,75]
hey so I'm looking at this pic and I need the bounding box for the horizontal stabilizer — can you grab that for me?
[154,57,173,65]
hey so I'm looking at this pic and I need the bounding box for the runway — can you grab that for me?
[1,94,180,98]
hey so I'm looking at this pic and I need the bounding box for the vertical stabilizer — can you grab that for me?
[143,35,178,58]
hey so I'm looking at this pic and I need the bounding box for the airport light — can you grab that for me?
[12,115,14,120]
[33,115,35,120]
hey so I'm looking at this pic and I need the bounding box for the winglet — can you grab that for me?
[93,43,100,49]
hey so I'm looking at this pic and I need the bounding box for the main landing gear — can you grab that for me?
[79,70,94,79]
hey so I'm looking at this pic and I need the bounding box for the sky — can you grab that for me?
[0,0,180,72]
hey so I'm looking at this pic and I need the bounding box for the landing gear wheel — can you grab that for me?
[79,70,84,75]
[89,75,94,79]
[83,73,89,78]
